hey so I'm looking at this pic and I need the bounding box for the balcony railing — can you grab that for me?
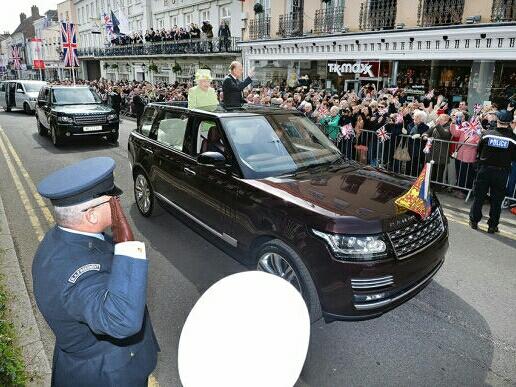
[249,16,271,40]
[491,0,516,22]
[278,11,304,38]
[417,0,465,27]
[359,0,397,31]
[314,6,345,34]
[77,37,240,58]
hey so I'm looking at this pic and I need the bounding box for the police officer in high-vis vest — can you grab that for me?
[470,110,516,233]
[32,157,159,386]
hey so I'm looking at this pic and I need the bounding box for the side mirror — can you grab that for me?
[198,151,226,168]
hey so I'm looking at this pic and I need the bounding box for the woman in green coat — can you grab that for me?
[188,69,218,109]
[319,106,341,142]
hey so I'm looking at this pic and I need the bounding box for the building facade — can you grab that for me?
[75,0,244,83]
[240,0,516,109]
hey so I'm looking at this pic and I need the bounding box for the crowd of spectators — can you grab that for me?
[109,20,232,52]
[51,78,515,201]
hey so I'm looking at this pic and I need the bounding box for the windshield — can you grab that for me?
[24,82,46,93]
[52,88,102,105]
[221,114,342,179]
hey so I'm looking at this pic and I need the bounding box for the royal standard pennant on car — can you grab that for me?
[395,162,433,219]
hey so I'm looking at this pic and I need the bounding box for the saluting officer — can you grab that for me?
[32,157,159,386]
[469,110,516,233]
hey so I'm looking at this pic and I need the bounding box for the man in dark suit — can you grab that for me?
[222,61,254,108]
[132,89,146,128]
[108,86,122,117]
[33,157,159,387]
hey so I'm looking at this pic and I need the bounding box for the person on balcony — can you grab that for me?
[188,70,218,110]
[218,21,231,52]
[202,20,214,52]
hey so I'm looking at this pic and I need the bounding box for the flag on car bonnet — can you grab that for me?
[395,162,433,219]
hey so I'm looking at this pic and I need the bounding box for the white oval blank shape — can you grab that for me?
[178,271,310,387]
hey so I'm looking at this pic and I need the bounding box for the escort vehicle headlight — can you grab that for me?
[312,230,387,261]
[107,113,118,121]
[58,116,73,123]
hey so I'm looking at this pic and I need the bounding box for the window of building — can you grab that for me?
[157,18,164,28]
[220,6,231,23]
[185,13,192,25]
[170,16,178,27]
[258,0,271,14]
[201,10,210,23]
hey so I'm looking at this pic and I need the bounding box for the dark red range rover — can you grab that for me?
[128,104,448,322]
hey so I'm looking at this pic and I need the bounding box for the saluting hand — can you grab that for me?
[110,197,134,243]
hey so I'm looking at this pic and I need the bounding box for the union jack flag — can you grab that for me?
[61,22,79,68]
[460,117,482,137]
[10,46,21,70]
[340,124,354,140]
[423,137,433,154]
[376,126,390,142]
[395,113,404,124]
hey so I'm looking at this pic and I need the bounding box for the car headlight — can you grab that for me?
[107,113,118,121]
[57,116,73,123]
[312,229,388,261]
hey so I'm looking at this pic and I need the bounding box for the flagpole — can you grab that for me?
[72,67,76,85]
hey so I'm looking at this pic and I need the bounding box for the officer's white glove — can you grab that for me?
[402,128,408,135]
[411,133,421,139]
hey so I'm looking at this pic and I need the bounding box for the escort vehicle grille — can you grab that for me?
[351,275,394,290]
[388,208,445,259]
[74,114,107,125]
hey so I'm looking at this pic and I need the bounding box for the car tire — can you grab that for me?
[23,102,32,115]
[107,132,119,143]
[37,118,47,136]
[50,124,63,147]
[134,171,155,217]
[256,239,322,323]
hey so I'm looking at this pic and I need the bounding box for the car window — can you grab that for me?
[38,88,46,101]
[195,119,220,155]
[16,83,24,92]
[155,111,188,151]
[221,114,341,179]
[0,83,4,92]
[140,107,158,137]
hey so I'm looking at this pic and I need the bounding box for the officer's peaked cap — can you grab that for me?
[38,157,123,206]
[496,110,513,124]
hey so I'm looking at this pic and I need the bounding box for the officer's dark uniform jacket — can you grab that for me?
[32,226,159,387]
[477,127,516,169]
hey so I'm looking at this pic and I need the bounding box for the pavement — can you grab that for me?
[0,110,514,386]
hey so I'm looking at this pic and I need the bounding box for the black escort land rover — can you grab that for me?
[35,85,119,146]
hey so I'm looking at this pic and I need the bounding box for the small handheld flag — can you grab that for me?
[460,117,482,137]
[376,126,390,142]
[340,124,354,140]
[423,137,433,154]
[395,162,433,219]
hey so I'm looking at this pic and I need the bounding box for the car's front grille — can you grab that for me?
[388,208,445,260]
[351,275,394,290]
[74,114,107,125]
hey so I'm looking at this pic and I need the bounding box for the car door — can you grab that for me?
[15,82,25,107]
[39,87,52,128]
[131,106,160,179]
[7,82,16,108]
[179,114,239,247]
[150,109,193,207]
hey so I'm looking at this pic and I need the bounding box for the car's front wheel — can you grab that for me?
[50,124,63,146]
[23,102,32,115]
[36,117,47,136]
[256,239,322,322]
[134,171,154,217]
